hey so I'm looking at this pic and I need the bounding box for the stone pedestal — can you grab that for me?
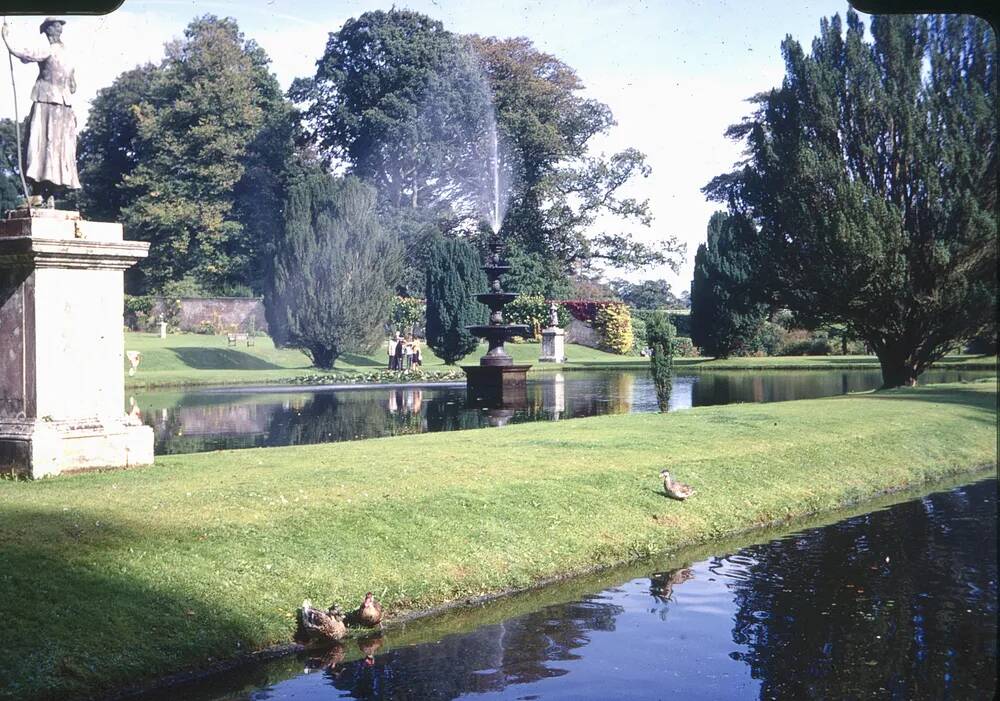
[0,209,153,478]
[462,364,531,404]
[540,326,566,363]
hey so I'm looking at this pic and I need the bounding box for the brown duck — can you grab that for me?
[296,599,347,643]
[346,591,383,628]
[660,470,695,500]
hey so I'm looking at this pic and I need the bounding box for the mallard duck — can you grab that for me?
[346,591,383,628]
[296,599,347,643]
[660,470,695,500]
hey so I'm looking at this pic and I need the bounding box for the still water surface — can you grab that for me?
[141,477,997,700]
[132,369,993,455]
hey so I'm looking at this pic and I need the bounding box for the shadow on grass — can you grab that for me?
[862,385,997,415]
[337,353,384,368]
[0,504,257,701]
[170,348,283,371]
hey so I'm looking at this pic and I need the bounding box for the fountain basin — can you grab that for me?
[467,324,531,340]
[476,292,518,307]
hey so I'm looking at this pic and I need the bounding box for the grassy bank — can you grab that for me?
[1,381,995,700]
[124,331,995,388]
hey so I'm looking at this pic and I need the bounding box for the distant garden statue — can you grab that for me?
[2,17,81,207]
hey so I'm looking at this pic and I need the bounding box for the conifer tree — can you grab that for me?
[705,12,996,386]
[689,211,768,358]
[425,235,488,364]
[646,311,676,412]
[266,174,402,369]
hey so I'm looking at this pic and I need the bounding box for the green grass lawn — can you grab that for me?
[1,380,995,700]
[124,331,996,388]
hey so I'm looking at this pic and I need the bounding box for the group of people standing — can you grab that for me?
[387,333,422,370]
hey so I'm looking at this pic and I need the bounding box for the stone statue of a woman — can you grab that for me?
[2,17,81,207]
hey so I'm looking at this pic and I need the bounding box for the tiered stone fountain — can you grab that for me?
[463,233,532,406]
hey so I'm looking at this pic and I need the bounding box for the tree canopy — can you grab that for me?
[79,15,295,293]
[610,278,682,309]
[290,10,682,294]
[704,12,996,385]
[289,9,495,216]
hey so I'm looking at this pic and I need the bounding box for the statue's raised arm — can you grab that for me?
[2,17,80,207]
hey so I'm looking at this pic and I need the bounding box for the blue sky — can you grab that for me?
[1,0,864,289]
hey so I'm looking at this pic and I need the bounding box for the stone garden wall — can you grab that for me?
[148,297,268,334]
[564,318,601,348]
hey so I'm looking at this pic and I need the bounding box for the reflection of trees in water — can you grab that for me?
[266,392,428,446]
[267,394,386,445]
[423,396,486,432]
[312,596,625,700]
[725,480,997,699]
[689,372,871,406]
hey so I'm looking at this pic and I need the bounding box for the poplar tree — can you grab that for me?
[267,174,402,369]
[705,12,996,387]
[425,235,488,364]
[689,211,768,358]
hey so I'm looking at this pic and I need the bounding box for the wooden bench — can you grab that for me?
[226,332,254,347]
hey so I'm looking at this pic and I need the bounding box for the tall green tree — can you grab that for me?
[689,211,769,358]
[646,311,675,412]
[705,12,996,387]
[425,235,488,364]
[266,174,402,369]
[289,9,494,215]
[78,16,295,293]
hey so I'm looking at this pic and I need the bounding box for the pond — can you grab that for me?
[131,368,994,455]
[135,475,997,700]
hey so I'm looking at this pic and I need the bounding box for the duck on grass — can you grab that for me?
[297,591,384,645]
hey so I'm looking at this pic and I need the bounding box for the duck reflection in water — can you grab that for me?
[305,641,346,674]
[358,634,384,667]
[649,566,695,607]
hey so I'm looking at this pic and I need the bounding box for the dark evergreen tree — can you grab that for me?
[646,311,675,412]
[0,119,26,213]
[689,211,768,358]
[266,174,402,369]
[704,12,996,387]
[425,235,488,364]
